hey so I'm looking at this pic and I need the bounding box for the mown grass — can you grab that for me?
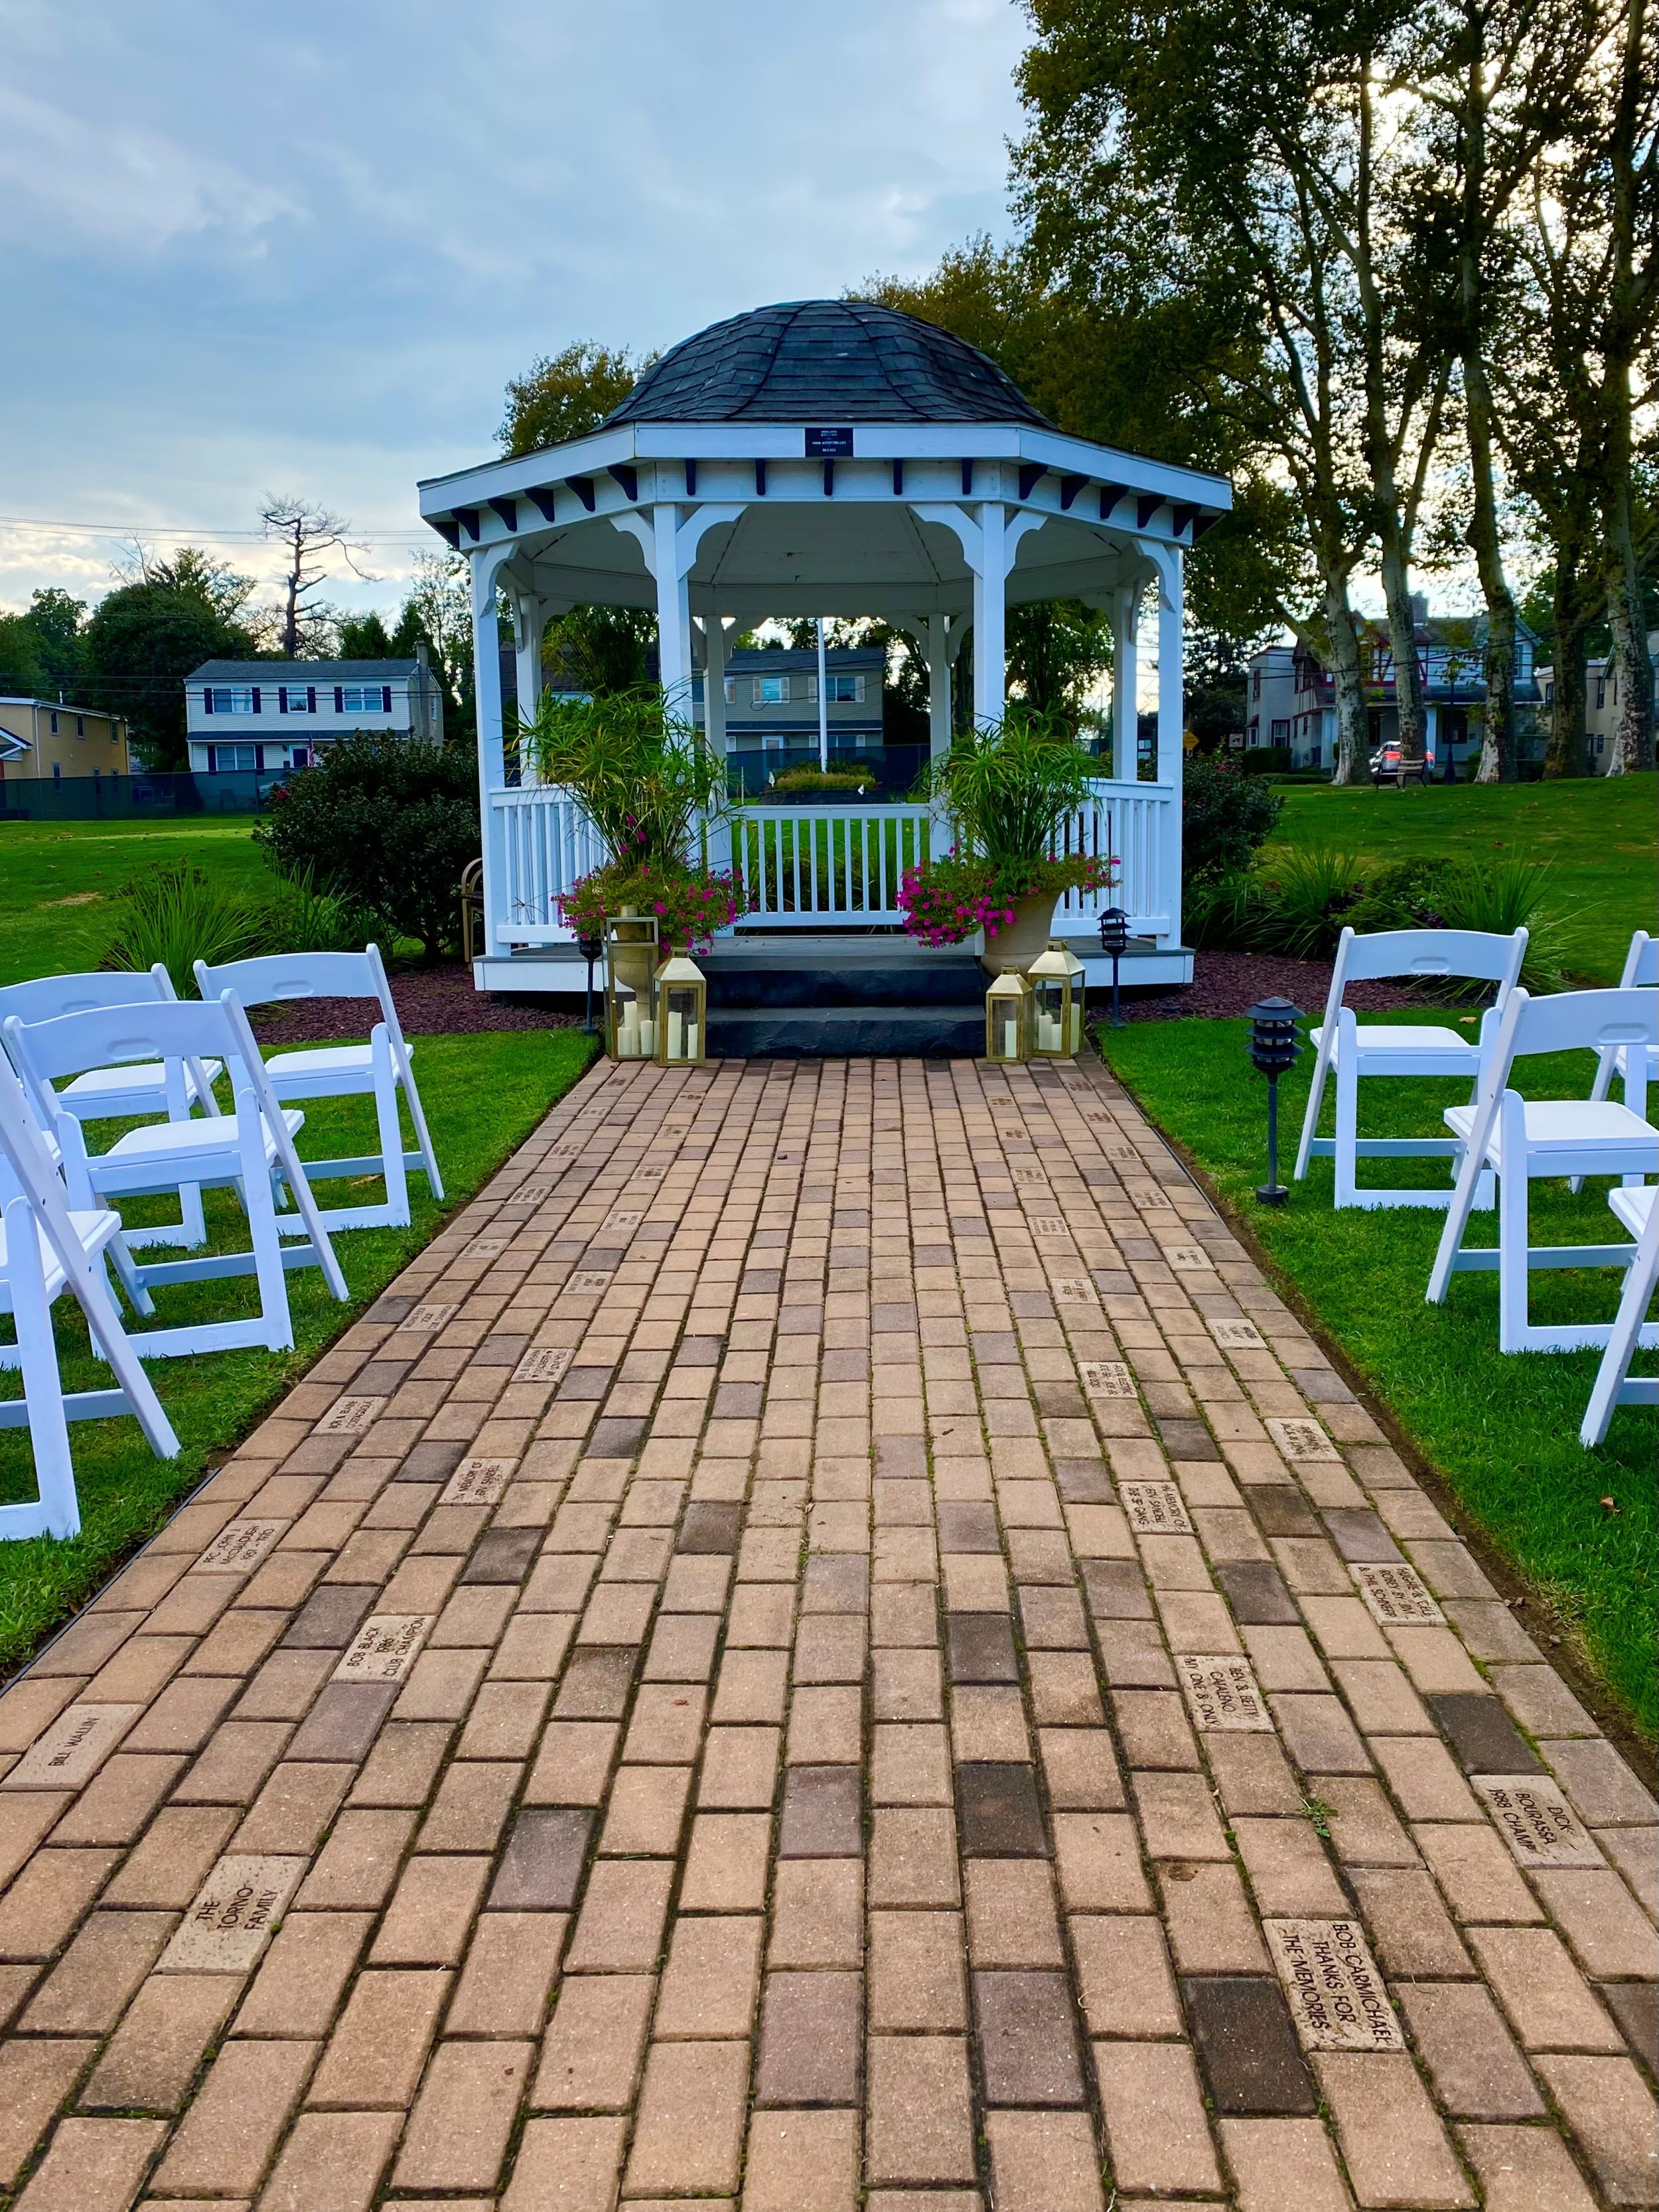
[1101,1010,1658,1739]
[0,817,269,988]
[0,1027,598,1676]
[1267,773,1659,986]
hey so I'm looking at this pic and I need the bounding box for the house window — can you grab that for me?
[755,676,789,705]
[1252,669,1262,699]
[822,674,863,703]
[209,743,260,772]
[1595,678,1607,709]
[279,685,315,715]
[336,684,391,713]
[205,686,257,713]
[761,735,786,753]
[52,761,61,784]
[1544,682,1554,706]
[723,678,736,705]
[75,715,84,737]
[49,711,59,734]
[1271,719,1291,744]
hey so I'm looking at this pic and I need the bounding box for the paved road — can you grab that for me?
[0,1053,1652,2209]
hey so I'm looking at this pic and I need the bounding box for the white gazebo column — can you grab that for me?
[926,615,953,761]
[506,587,555,786]
[701,615,729,757]
[653,502,693,698]
[470,548,515,957]
[973,502,1007,725]
[1153,548,1185,950]
[1114,585,1140,781]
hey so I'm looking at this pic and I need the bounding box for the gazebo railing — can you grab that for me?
[486,778,1177,944]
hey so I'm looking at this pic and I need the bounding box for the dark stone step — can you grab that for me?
[705,1003,985,1058]
[705,958,983,1011]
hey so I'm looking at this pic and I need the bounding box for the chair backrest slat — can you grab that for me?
[0,966,176,1057]
[1620,930,1658,990]
[3,999,250,1088]
[1334,926,1528,988]
[194,950,380,1007]
[1484,986,1659,1095]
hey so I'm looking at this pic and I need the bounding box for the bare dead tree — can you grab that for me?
[259,497,376,657]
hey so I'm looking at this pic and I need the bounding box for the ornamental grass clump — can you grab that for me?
[526,686,726,868]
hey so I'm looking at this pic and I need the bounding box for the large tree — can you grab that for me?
[82,550,261,769]
[498,343,652,458]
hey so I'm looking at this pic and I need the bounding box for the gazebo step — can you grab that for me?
[705,1003,985,1059]
[704,952,983,1012]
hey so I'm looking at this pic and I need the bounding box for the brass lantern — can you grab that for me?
[654,954,708,1066]
[1027,940,1084,1059]
[984,966,1033,1063]
[605,913,660,1060]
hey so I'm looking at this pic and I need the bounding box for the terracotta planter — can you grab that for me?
[979,892,1058,976]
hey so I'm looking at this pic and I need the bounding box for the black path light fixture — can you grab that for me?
[1098,907,1131,1029]
[576,928,604,1034]
[1247,997,1303,1204]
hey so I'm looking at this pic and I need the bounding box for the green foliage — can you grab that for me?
[1183,869,1273,950]
[1181,754,1283,882]
[1005,599,1114,727]
[526,686,725,869]
[557,858,743,951]
[100,860,374,994]
[498,342,654,457]
[253,736,480,960]
[922,702,1100,870]
[82,551,261,769]
[338,611,393,658]
[1343,855,1568,990]
[0,587,88,700]
[541,605,655,698]
[1240,745,1293,775]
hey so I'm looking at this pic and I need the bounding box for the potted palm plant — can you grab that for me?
[901,704,1118,972]
[525,688,744,981]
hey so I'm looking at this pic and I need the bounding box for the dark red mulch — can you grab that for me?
[248,963,584,1043]
[1114,950,1425,1023]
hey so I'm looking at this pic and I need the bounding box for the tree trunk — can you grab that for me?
[1378,538,1429,763]
[1323,583,1369,783]
[1603,490,1656,774]
[1543,552,1591,776]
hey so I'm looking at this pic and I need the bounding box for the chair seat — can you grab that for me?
[94,1108,303,1181]
[1445,1097,1659,1167]
[1610,1184,1656,1239]
[58,1059,222,1116]
[1319,1023,1479,1069]
[0,1208,123,1301]
[263,1043,383,1090]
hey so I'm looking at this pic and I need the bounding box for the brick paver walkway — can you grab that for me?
[0,1053,1654,2211]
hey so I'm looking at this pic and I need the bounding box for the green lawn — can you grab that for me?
[0,1028,598,1676]
[1269,773,1658,985]
[1102,1012,1657,1740]
[0,817,269,988]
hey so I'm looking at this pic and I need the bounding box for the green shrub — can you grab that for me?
[1257,848,1366,959]
[1182,755,1283,882]
[771,763,877,794]
[253,735,479,960]
[1343,854,1567,990]
[1240,745,1293,776]
[1185,871,1271,950]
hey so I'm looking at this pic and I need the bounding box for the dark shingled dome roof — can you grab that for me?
[602,300,1054,429]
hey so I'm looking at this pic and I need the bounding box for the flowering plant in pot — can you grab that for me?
[557,858,744,956]
[902,704,1118,969]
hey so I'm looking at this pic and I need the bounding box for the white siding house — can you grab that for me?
[183,653,444,774]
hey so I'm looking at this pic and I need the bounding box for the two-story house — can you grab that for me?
[1244,599,1540,773]
[183,652,445,774]
[0,696,133,792]
[689,644,887,769]
[1536,630,1658,773]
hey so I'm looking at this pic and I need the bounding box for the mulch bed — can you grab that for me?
[1113,950,1423,1023]
[248,963,585,1044]
[247,950,1423,1043]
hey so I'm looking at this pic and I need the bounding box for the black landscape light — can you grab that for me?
[577,928,604,1034]
[1098,907,1131,1029]
[1246,996,1302,1204]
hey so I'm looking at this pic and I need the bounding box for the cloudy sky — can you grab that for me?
[0,0,1027,619]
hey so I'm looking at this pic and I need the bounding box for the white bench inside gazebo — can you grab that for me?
[416,300,1231,995]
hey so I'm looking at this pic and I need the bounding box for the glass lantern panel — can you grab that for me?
[663,986,701,1062]
[1033,980,1068,1054]
[612,983,658,1058]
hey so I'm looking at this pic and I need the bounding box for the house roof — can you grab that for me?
[186,660,423,683]
[0,696,120,719]
[602,301,1055,430]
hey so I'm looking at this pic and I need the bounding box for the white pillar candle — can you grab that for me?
[686,1023,699,1061]
[639,1016,656,1055]
[1070,1003,1082,1052]
[619,999,640,1055]
[667,1009,684,1060]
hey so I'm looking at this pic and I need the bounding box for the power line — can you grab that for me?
[0,512,431,546]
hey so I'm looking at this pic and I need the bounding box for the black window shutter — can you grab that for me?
[334,686,343,713]
[382,685,392,712]
[252,687,261,713]
[203,689,214,715]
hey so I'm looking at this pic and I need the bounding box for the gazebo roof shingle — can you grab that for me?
[602,299,1055,429]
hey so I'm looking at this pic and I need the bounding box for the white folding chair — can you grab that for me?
[193,946,443,1231]
[1581,931,1656,1189]
[0,967,223,1250]
[1294,926,1528,1209]
[0,1059,179,1540]
[4,995,350,1359]
[1427,988,1659,1353]
[1579,1186,1658,1447]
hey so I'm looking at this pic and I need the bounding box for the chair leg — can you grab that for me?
[1496,1094,1532,1355]
[1427,1108,1496,1307]
[239,1098,295,1353]
[178,1180,208,1247]
[1622,1055,1650,1188]
[1333,1047,1360,1208]
[1579,1227,1659,1447]
[1293,1041,1330,1182]
[373,1033,411,1228]
[4,1198,80,1540]
[394,1043,445,1201]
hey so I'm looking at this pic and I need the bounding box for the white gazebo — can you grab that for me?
[416,299,1231,992]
